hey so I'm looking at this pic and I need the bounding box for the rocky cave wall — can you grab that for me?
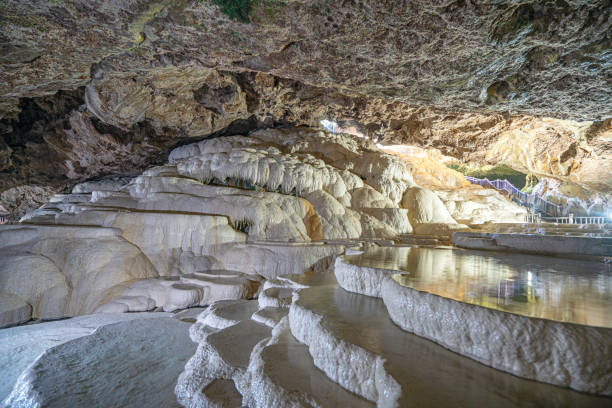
[0,0,610,218]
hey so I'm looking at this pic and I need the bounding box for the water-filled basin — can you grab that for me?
[344,246,612,328]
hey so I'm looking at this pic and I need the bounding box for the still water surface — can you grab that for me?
[344,247,612,328]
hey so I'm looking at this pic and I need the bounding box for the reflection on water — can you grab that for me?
[344,247,612,328]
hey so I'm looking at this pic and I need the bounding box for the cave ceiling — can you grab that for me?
[0,0,610,197]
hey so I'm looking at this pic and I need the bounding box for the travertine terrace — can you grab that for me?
[0,1,610,407]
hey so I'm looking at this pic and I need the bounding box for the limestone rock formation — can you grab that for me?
[400,186,473,235]
[0,312,195,407]
[0,0,610,213]
[531,177,612,217]
[0,128,418,325]
[1,0,609,121]
[385,144,527,225]
[433,186,527,225]
[176,248,611,407]
[334,247,612,396]
[0,126,531,326]
[0,225,159,327]
[0,186,54,223]
[25,127,420,242]
[86,66,249,138]
[0,1,610,406]
[453,225,612,258]
[168,128,416,238]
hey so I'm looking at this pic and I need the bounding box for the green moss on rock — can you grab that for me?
[448,163,528,189]
[202,0,284,23]
[211,0,252,23]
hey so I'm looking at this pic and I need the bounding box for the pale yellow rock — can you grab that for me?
[304,191,362,239]
[350,186,395,209]
[382,145,469,190]
[360,208,412,235]
[434,186,526,225]
[401,187,457,225]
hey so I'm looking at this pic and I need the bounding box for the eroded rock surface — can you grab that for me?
[1,0,609,121]
[1,127,529,326]
[1,1,610,209]
[0,127,462,326]
[0,312,195,408]
[176,250,611,407]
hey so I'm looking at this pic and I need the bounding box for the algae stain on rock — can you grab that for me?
[128,1,173,44]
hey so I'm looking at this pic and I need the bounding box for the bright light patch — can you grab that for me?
[320,119,369,140]
[320,120,339,133]
[527,271,532,286]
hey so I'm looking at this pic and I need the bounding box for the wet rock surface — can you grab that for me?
[177,254,611,407]
[3,127,465,327]
[0,2,610,405]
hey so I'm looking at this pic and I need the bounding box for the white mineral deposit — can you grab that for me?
[0,1,610,406]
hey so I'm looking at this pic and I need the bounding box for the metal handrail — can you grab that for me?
[465,176,562,216]
[543,216,608,225]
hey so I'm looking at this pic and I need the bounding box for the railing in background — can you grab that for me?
[465,177,612,224]
[465,176,562,217]
[524,213,541,223]
[0,204,9,224]
[542,216,608,225]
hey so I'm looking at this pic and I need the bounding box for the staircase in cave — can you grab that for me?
[465,177,562,217]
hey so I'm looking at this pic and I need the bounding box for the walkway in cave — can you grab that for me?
[466,176,561,217]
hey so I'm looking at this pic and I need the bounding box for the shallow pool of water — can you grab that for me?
[343,247,612,328]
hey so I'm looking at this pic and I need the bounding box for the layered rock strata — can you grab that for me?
[176,248,610,407]
[1,127,524,327]
[1,1,610,217]
[334,249,612,396]
[453,225,612,258]
[2,69,610,219]
[1,0,610,121]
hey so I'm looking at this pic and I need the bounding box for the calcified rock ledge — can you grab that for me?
[0,0,610,406]
[1,127,528,328]
[175,253,610,407]
[453,228,612,258]
[1,312,196,407]
[334,255,612,396]
[0,125,608,407]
